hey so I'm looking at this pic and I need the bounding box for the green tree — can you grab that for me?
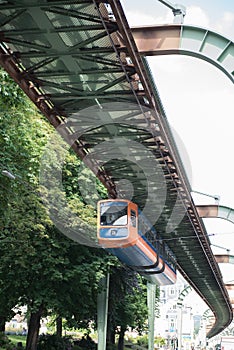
[0,67,51,334]
[0,68,159,350]
[0,67,56,349]
[0,67,111,349]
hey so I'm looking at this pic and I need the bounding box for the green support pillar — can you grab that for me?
[97,274,110,350]
[147,282,156,350]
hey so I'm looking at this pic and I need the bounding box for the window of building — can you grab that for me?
[170,288,175,295]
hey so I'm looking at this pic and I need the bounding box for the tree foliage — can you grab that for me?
[0,67,159,349]
[0,68,110,348]
[0,68,52,334]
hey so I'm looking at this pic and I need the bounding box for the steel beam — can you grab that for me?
[131,25,234,83]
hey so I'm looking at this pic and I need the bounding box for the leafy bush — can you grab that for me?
[73,335,97,349]
[0,333,15,350]
[136,334,148,346]
[106,344,117,350]
[37,334,72,350]
[154,336,166,346]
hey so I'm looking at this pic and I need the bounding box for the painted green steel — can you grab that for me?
[177,285,192,307]
[217,206,234,222]
[180,25,234,83]
[147,282,156,350]
[132,24,233,83]
[197,205,234,223]
[97,274,109,350]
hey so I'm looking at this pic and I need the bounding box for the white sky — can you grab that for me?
[122,0,234,279]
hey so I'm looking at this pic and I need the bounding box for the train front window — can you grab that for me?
[100,202,128,226]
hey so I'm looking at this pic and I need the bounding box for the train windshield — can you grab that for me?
[100,202,128,226]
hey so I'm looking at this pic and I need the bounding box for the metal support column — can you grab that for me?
[97,274,110,350]
[177,306,183,350]
[147,282,156,350]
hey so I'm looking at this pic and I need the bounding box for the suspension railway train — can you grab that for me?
[97,199,176,285]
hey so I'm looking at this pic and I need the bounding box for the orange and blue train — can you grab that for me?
[97,199,176,285]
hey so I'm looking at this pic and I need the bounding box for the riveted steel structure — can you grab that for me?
[0,0,232,337]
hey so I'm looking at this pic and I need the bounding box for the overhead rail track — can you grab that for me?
[0,0,232,337]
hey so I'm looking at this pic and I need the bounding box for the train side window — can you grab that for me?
[130,209,136,227]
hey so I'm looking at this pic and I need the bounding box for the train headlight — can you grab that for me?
[111,229,117,236]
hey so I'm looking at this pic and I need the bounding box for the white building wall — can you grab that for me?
[156,272,207,349]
